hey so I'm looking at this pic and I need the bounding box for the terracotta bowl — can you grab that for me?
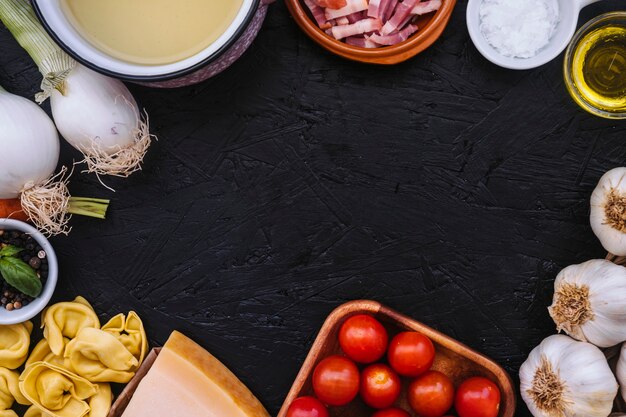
[277,300,516,417]
[285,0,457,64]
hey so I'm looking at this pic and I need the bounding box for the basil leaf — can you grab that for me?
[0,257,41,298]
[0,245,23,258]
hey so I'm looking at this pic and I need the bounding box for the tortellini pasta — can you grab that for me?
[24,406,46,417]
[64,328,138,383]
[42,297,100,356]
[0,321,32,369]
[15,298,149,417]
[0,367,29,413]
[26,339,68,369]
[19,362,97,417]
[102,312,148,368]
[24,384,111,417]
[87,384,111,417]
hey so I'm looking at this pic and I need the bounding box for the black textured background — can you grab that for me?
[1,1,625,416]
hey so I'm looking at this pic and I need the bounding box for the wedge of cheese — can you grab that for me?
[120,331,270,417]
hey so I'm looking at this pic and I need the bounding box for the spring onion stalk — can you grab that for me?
[0,0,155,179]
[0,84,109,235]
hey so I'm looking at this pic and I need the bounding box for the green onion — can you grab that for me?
[68,197,110,219]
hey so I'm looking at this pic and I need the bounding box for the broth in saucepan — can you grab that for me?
[61,0,244,65]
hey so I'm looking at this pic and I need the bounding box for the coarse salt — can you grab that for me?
[479,0,559,59]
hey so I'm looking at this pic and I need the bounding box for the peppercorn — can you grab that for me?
[29,257,41,269]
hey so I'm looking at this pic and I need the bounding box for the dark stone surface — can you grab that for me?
[1,1,625,416]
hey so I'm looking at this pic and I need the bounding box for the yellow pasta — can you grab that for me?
[87,384,111,417]
[0,367,29,415]
[26,339,68,369]
[19,362,97,417]
[102,312,148,368]
[41,297,100,356]
[64,328,138,383]
[0,321,32,369]
[24,406,47,417]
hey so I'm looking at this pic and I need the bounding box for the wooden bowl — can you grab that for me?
[277,300,516,417]
[285,0,457,64]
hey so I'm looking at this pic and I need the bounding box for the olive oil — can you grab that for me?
[571,25,626,114]
[61,0,244,65]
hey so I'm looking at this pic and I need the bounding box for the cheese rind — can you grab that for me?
[120,331,270,417]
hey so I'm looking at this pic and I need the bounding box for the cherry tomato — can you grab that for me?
[387,332,435,377]
[407,371,454,417]
[312,355,360,406]
[286,397,329,417]
[371,408,411,417]
[360,364,401,409]
[339,314,388,363]
[455,377,501,417]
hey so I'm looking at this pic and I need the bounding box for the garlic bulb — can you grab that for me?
[591,167,626,256]
[520,334,617,417]
[616,343,626,403]
[548,259,626,347]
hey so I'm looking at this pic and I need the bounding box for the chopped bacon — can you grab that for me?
[325,0,369,20]
[412,0,442,15]
[369,23,419,45]
[347,11,366,23]
[331,18,382,39]
[313,0,348,9]
[305,0,442,47]
[345,36,379,48]
[381,0,419,35]
[367,0,382,18]
[304,0,332,28]
[382,0,397,22]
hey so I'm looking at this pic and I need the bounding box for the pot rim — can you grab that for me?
[31,0,262,82]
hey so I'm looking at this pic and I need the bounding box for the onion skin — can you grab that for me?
[0,199,28,222]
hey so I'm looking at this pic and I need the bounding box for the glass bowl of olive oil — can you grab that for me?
[564,12,626,119]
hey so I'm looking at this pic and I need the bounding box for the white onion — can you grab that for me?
[51,64,139,155]
[0,87,59,199]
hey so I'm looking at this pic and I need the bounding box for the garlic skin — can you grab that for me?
[591,168,626,256]
[548,259,626,347]
[616,343,626,403]
[520,334,617,417]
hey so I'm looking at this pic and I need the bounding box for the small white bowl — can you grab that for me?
[466,0,603,70]
[0,219,58,325]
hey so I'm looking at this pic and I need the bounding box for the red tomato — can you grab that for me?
[371,408,411,417]
[407,371,454,417]
[312,355,360,406]
[339,314,388,363]
[387,332,435,377]
[360,364,401,409]
[286,397,329,417]
[455,377,501,417]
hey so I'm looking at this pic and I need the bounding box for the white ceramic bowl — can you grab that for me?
[0,219,58,325]
[466,0,603,70]
[32,0,260,83]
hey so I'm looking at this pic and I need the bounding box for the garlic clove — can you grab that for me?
[616,343,626,404]
[520,334,617,417]
[591,167,626,256]
[548,259,626,348]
